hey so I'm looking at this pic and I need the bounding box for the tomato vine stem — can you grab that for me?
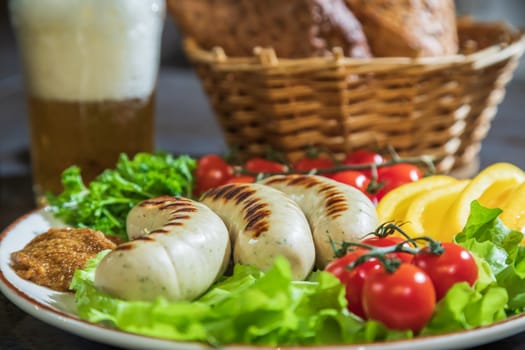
[236,155,435,177]
[330,222,445,273]
[232,146,436,178]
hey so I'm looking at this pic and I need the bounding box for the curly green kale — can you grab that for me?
[47,152,196,241]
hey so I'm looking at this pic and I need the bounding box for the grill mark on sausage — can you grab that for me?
[135,236,156,241]
[137,196,195,217]
[317,184,334,193]
[115,244,135,251]
[291,177,349,218]
[134,198,198,236]
[137,198,166,207]
[203,184,271,239]
[261,177,286,186]
[162,206,196,228]
[205,184,236,201]
[168,215,192,221]
[223,185,244,200]
[325,192,349,218]
[203,184,258,205]
[241,192,271,238]
[265,175,349,218]
[289,175,309,186]
[245,203,266,218]
[244,198,259,208]
[162,221,185,227]
[171,207,197,214]
[245,209,271,238]
[235,188,256,205]
[138,196,185,206]
[243,199,271,238]
[160,202,192,211]
[150,226,178,234]
[271,174,322,189]
[115,235,157,251]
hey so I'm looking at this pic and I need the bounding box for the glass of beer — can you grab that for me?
[8,0,166,206]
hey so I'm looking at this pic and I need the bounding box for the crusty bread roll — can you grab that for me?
[345,0,458,57]
[167,0,371,58]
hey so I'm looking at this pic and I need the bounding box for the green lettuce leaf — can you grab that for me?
[47,152,196,241]
[494,246,525,311]
[454,200,525,314]
[422,282,507,335]
[455,201,523,269]
[72,254,409,346]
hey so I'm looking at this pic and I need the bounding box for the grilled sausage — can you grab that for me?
[260,174,378,268]
[200,183,315,280]
[94,196,231,302]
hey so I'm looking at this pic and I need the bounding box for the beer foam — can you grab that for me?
[9,0,165,101]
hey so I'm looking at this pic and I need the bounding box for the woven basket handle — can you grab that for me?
[470,34,525,69]
[254,47,278,66]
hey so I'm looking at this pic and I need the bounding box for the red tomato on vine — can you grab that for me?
[226,174,256,184]
[374,163,423,200]
[378,163,423,183]
[328,170,370,193]
[244,157,287,174]
[362,263,436,333]
[343,149,384,177]
[361,236,414,263]
[412,242,478,300]
[293,156,335,172]
[195,154,233,194]
[325,250,382,319]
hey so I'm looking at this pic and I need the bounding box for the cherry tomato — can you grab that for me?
[344,149,384,165]
[343,149,384,177]
[361,236,413,263]
[373,178,409,202]
[374,164,423,201]
[329,170,370,192]
[412,242,478,300]
[362,263,436,333]
[292,157,335,172]
[226,175,256,184]
[325,250,382,319]
[378,163,423,183]
[244,157,287,174]
[195,154,233,194]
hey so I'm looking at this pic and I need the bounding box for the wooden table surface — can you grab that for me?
[0,67,525,350]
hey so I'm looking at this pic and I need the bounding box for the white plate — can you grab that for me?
[1,210,525,350]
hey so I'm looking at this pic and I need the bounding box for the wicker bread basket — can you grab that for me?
[184,18,525,176]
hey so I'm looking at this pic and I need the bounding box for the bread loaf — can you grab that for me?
[345,0,458,57]
[167,0,371,58]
